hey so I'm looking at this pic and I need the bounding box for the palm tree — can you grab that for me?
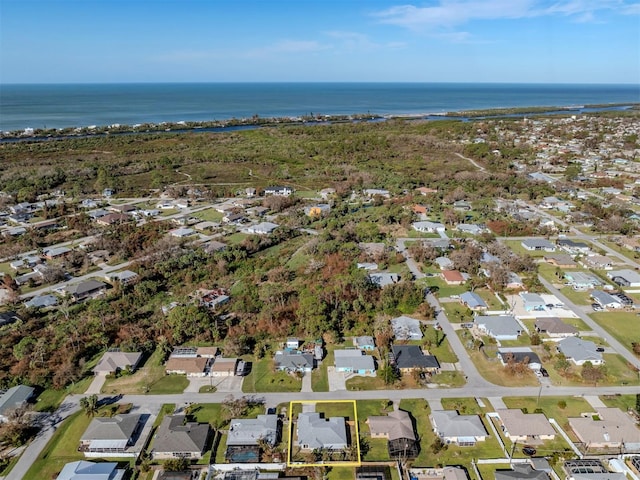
[79,394,99,417]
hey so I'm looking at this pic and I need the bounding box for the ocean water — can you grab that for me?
[0,83,638,132]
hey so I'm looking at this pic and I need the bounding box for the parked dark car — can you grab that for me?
[596,347,605,352]
[522,446,537,456]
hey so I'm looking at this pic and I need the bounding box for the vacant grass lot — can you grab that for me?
[242,357,302,393]
[192,208,224,222]
[356,399,394,461]
[102,348,188,394]
[590,311,640,355]
[599,394,638,411]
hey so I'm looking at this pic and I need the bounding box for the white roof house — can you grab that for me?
[297,413,347,450]
[334,349,375,374]
[247,222,279,235]
[413,221,446,233]
[227,414,278,446]
[56,461,125,480]
[391,315,423,340]
[521,239,556,252]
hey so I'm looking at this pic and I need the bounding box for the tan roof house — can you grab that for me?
[496,409,556,442]
[366,409,419,458]
[569,408,640,449]
[165,357,210,377]
[210,357,239,377]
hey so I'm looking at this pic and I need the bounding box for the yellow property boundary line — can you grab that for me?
[287,400,361,468]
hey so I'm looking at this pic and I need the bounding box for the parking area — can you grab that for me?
[327,367,346,391]
[185,375,244,393]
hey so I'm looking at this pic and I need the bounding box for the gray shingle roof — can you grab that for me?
[227,414,278,446]
[391,345,440,370]
[557,337,603,363]
[334,350,375,371]
[152,415,210,455]
[430,410,487,439]
[474,315,522,338]
[0,385,34,417]
[297,412,347,450]
[81,414,140,442]
[460,292,487,309]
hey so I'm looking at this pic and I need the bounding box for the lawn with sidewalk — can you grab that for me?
[242,357,302,393]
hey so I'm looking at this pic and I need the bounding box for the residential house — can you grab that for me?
[407,467,469,480]
[151,415,211,460]
[442,270,465,285]
[165,357,211,377]
[435,257,454,270]
[64,280,108,301]
[494,465,549,480]
[56,461,125,480]
[286,338,300,349]
[274,351,314,373]
[170,227,194,238]
[297,412,347,451]
[619,237,640,252]
[590,290,622,309]
[0,385,34,422]
[354,336,375,351]
[366,409,419,458]
[564,272,602,290]
[226,414,278,462]
[247,222,279,235]
[334,349,375,375]
[264,186,293,196]
[223,213,246,224]
[607,269,640,287]
[210,357,239,377]
[496,409,556,442]
[246,206,268,217]
[569,408,640,449]
[108,204,136,214]
[93,350,143,376]
[194,221,220,232]
[0,311,20,327]
[497,348,542,372]
[413,204,429,215]
[535,318,578,338]
[456,224,485,235]
[391,345,440,374]
[520,292,547,312]
[474,315,522,341]
[43,246,71,260]
[199,288,230,309]
[544,254,578,268]
[106,270,139,285]
[245,187,257,197]
[459,292,487,311]
[369,272,400,287]
[79,414,143,457]
[364,188,391,198]
[521,239,556,252]
[24,294,58,309]
[557,239,591,255]
[319,187,336,199]
[453,200,472,211]
[582,255,613,270]
[429,410,488,446]
[413,221,446,233]
[557,337,604,366]
[391,315,423,341]
[203,241,227,254]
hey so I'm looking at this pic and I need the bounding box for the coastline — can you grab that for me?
[1,102,637,143]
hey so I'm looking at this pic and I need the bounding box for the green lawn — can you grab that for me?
[102,347,187,394]
[599,394,638,412]
[225,232,250,245]
[400,398,504,469]
[25,408,134,480]
[429,371,466,387]
[242,357,302,393]
[559,286,592,305]
[441,302,474,323]
[590,311,640,355]
[35,377,93,412]
[424,329,459,363]
[356,399,393,461]
[456,331,538,387]
[441,397,485,414]
[426,277,468,298]
[312,346,336,392]
[192,208,224,222]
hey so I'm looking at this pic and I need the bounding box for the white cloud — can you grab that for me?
[373,0,638,31]
[324,31,407,50]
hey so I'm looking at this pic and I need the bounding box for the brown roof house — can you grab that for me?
[367,409,419,458]
[569,408,640,450]
[165,357,210,377]
[495,409,556,442]
[151,415,211,460]
[210,357,239,377]
[534,318,578,338]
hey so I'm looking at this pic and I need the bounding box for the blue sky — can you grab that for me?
[1,0,639,83]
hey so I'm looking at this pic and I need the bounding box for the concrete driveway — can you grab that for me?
[327,367,346,391]
[85,372,107,394]
[185,375,244,393]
